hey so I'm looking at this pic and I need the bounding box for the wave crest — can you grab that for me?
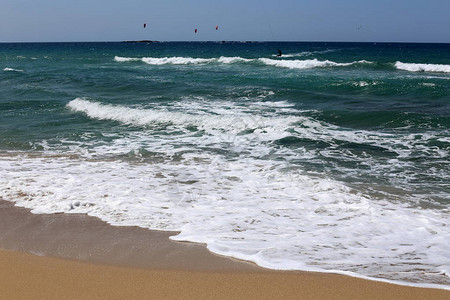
[217,56,253,63]
[259,58,370,70]
[66,98,299,133]
[142,57,215,65]
[395,61,450,73]
[114,55,374,70]
[3,67,24,72]
[113,56,141,62]
[115,55,252,65]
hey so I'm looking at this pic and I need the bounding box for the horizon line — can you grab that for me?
[1,40,449,44]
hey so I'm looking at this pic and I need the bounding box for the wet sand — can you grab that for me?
[0,199,449,299]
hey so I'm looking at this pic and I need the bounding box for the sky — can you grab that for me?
[1,0,449,43]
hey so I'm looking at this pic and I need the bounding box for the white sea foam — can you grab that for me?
[272,49,341,58]
[395,61,450,73]
[142,57,215,65]
[356,60,374,64]
[1,96,449,289]
[114,56,141,62]
[272,52,313,58]
[115,56,229,65]
[3,67,23,72]
[114,55,373,70]
[259,58,369,70]
[1,150,449,289]
[66,98,300,136]
[353,81,370,87]
[217,56,254,64]
[67,97,449,179]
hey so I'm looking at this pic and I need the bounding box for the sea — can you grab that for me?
[0,41,449,289]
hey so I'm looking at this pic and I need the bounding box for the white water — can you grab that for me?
[395,61,450,73]
[114,55,373,70]
[258,58,371,70]
[3,67,24,72]
[1,97,449,289]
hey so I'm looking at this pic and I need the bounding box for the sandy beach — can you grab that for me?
[0,199,449,299]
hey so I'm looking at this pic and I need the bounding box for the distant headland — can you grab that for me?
[121,40,265,44]
[121,40,159,43]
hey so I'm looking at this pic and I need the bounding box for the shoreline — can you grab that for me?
[1,199,449,299]
[0,199,258,272]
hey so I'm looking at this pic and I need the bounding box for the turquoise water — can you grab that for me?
[1,42,449,288]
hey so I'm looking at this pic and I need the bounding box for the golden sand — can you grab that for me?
[1,250,449,300]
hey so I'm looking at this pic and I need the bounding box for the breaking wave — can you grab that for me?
[217,56,253,63]
[3,67,24,72]
[259,58,372,70]
[6,97,450,290]
[113,56,141,62]
[114,56,215,65]
[272,49,341,58]
[395,61,450,73]
[114,56,373,69]
[141,57,215,65]
[66,98,300,134]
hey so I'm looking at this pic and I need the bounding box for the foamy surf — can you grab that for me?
[113,56,141,62]
[115,56,253,65]
[1,95,449,289]
[217,56,254,63]
[3,67,24,72]
[66,98,301,135]
[395,61,450,73]
[114,55,373,70]
[142,57,215,65]
[1,149,449,290]
[259,58,372,70]
[271,49,341,58]
[115,56,217,65]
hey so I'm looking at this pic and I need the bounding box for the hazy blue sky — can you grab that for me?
[1,0,449,43]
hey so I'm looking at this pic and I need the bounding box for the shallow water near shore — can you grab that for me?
[0,42,449,288]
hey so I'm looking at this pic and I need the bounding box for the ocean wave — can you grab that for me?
[115,56,250,65]
[11,96,450,288]
[395,61,450,73]
[66,98,448,160]
[259,58,370,70]
[217,56,254,63]
[113,56,141,62]
[114,55,372,69]
[272,52,313,58]
[2,150,449,289]
[141,57,215,65]
[66,98,300,134]
[3,67,24,72]
[271,49,340,58]
[114,56,254,65]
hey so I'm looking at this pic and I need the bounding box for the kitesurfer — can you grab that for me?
[195,29,198,33]
[277,49,282,57]
[143,23,146,28]
[216,25,219,30]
